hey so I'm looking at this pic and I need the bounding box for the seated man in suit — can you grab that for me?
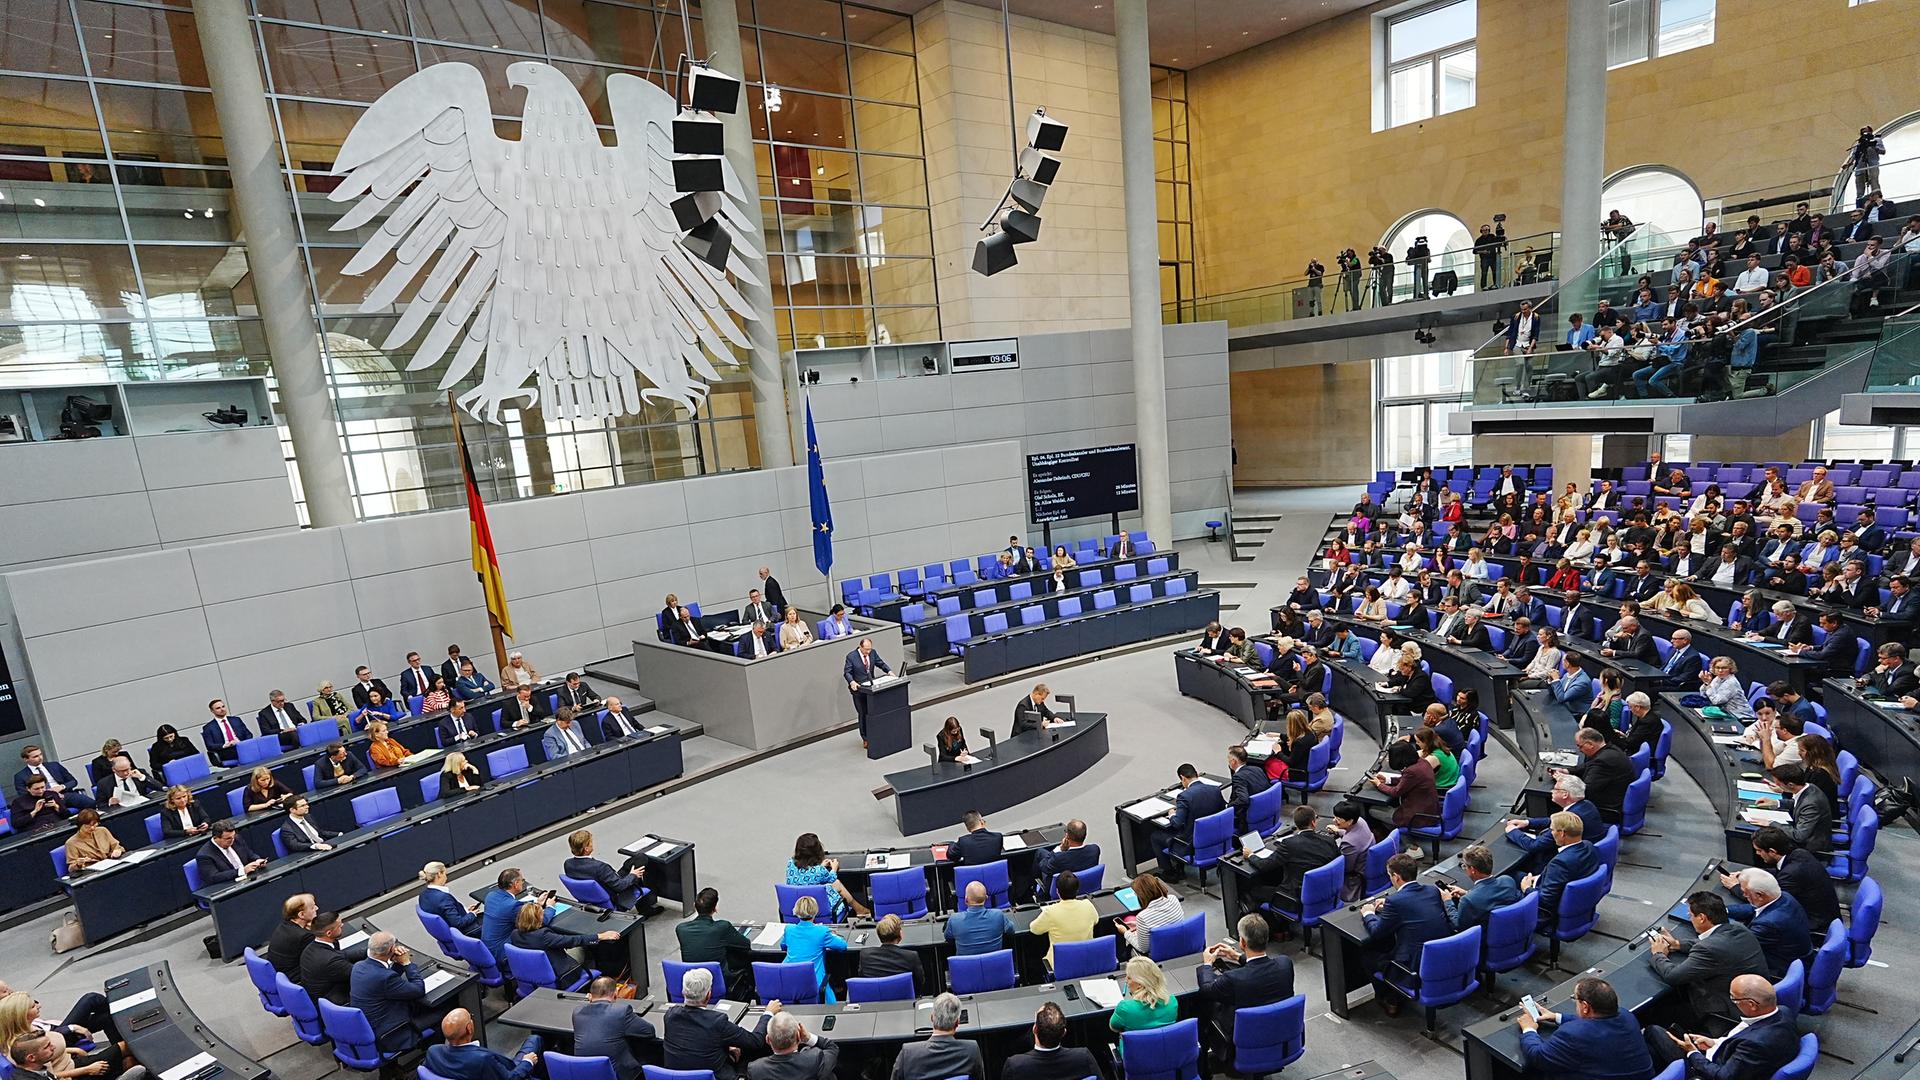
[499,686,550,729]
[453,660,497,702]
[1728,827,1840,933]
[399,652,439,704]
[857,914,926,996]
[256,690,304,744]
[555,671,602,713]
[1600,615,1659,664]
[1787,611,1857,675]
[1438,844,1521,932]
[194,819,267,885]
[1514,976,1655,1080]
[1242,805,1341,918]
[741,589,779,627]
[1643,974,1799,1077]
[736,620,780,659]
[1000,1003,1104,1080]
[199,702,254,767]
[438,699,484,745]
[1011,684,1059,736]
[1502,616,1541,667]
[1648,892,1771,1031]
[563,829,653,912]
[1757,764,1833,856]
[315,742,362,788]
[1225,745,1272,834]
[890,994,983,1080]
[948,810,1004,866]
[1196,914,1295,1070]
[749,1007,838,1080]
[663,967,767,1080]
[1520,812,1600,931]
[1723,869,1810,980]
[944,881,1015,957]
[666,605,706,648]
[1194,621,1227,653]
[299,911,362,1005]
[1857,641,1920,698]
[675,888,755,999]
[426,1008,539,1080]
[279,796,339,853]
[1564,728,1635,823]
[350,932,444,1053]
[1153,763,1228,877]
[594,696,646,741]
[541,708,595,760]
[574,977,656,1080]
[1031,819,1100,899]
[92,756,161,809]
[441,645,475,688]
[1653,629,1704,688]
[350,667,395,710]
[1504,775,1607,874]
[266,893,318,977]
[1359,853,1451,1017]
[418,861,483,936]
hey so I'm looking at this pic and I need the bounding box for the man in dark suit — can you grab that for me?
[1360,854,1451,1017]
[1514,976,1655,1080]
[1197,623,1229,653]
[573,977,656,1080]
[1196,914,1295,1070]
[555,672,601,712]
[256,690,304,742]
[948,811,1004,866]
[1789,611,1857,675]
[664,967,767,1080]
[350,666,394,710]
[1722,869,1810,980]
[1825,559,1878,610]
[1155,763,1227,876]
[1623,563,1663,602]
[756,568,788,613]
[1733,827,1840,931]
[398,651,438,703]
[594,696,645,742]
[1600,615,1659,664]
[735,621,780,659]
[279,796,339,853]
[1011,683,1058,736]
[437,700,484,745]
[749,1007,837,1080]
[1566,728,1635,822]
[676,888,755,999]
[1648,892,1771,1029]
[1225,745,1271,834]
[427,1008,539,1080]
[1644,974,1798,1076]
[1698,546,1755,589]
[1653,629,1704,689]
[1522,812,1601,930]
[1513,588,1547,627]
[1504,775,1608,874]
[1859,641,1920,698]
[667,606,705,647]
[419,862,484,936]
[453,661,497,702]
[857,914,926,995]
[1439,845,1521,932]
[92,756,161,809]
[498,686,550,729]
[844,638,893,746]
[1001,1003,1104,1080]
[315,742,362,788]
[299,912,360,1005]
[740,589,779,627]
[1279,646,1328,707]
[1745,600,1813,645]
[1763,764,1833,856]
[1248,805,1342,913]
[266,893,318,976]
[889,994,982,1080]
[195,820,267,885]
[563,829,651,912]
[351,933,442,1053]
[1503,617,1540,668]
[1032,819,1100,898]
[441,645,475,688]
[1867,574,1917,632]
[199,702,254,767]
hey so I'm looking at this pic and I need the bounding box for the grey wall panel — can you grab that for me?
[351,561,478,631]
[579,481,688,537]
[361,610,491,675]
[950,404,1026,442]
[505,584,608,645]
[867,526,950,574]
[189,530,350,605]
[1167,417,1225,453]
[0,439,142,506]
[1167,385,1230,422]
[40,665,224,760]
[813,418,884,458]
[689,512,787,563]
[512,628,609,674]
[149,477,302,544]
[693,553,786,616]
[339,515,469,578]
[807,382,878,422]
[587,527,696,583]
[203,582,362,658]
[7,548,201,637]
[1021,365,1093,401]
[214,634,374,710]
[500,540,597,600]
[34,609,216,696]
[490,492,590,552]
[0,493,163,569]
[683,470,780,524]
[946,479,1020,522]
[134,428,286,488]
[878,409,956,451]
[875,376,954,415]
[868,488,948,533]
[949,371,1024,408]
[594,570,689,627]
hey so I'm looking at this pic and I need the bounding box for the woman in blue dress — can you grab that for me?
[785,832,870,920]
[780,894,848,1003]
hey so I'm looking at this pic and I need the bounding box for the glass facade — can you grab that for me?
[0,0,936,519]
[1152,66,1193,319]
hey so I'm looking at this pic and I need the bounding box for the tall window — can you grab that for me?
[1153,67,1195,321]
[1384,0,1476,129]
[1836,112,1919,215]
[1380,210,1474,303]
[1375,352,1470,469]
[1607,0,1716,68]
[1599,167,1703,249]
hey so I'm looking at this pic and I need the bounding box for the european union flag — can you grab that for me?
[807,397,833,576]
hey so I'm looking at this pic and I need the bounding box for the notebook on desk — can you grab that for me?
[1114,886,1141,912]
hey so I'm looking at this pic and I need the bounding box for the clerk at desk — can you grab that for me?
[1012,684,1064,736]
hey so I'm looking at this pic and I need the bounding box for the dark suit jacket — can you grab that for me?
[762,577,788,611]
[669,618,705,647]
[1683,1007,1800,1080]
[1167,781,1228,842]
[948,828,1005,866]
[1011,695,1055,736]
[890,1033,984,1080]
[594,709,644,742]
[1450,622,1493,652]
[1808,627,1860,675]
[439,710,486,744]
[1196,953,1295,1034]
[857,944,925,994]
[1361,882,1452,969]
[399,667,438,701]
[1573,745,1636,818]
[1771,849,1840,929]
[1732,893,1812,980]
[350,957,429,1051]
[300,939,356,1005]
[420,886,481,936]
[844,649,891,690]
[663,1003,767,1080]
[1228,764,1271,832]
[194,836,260,885]
[350,680,394,710]
[268,919,314,976]
[1533,841,1600,926]
[1649,920,1770,1022]
[92,772,161,807]
[564,854,641,909]
[256,704,304,736]
[1784,785,1834,855]
[1032,843,1101,893]
[279,816,339,853]
[1604,629,1659,663]
[1516,1011,1654,1080]
[1001,1046,1105,1080]
[1197,631,1229,652]
[1657,646,1703,687]
[499,696,552,727]
[160,801,211,839]
[748,1039,839,1080]
[200,716,255,755]
[675,914,754,976]
[1866,662,1920,698]
[556,682,601,712]
[442,656,474,686]
[573,999,658,1080]
[426,1037,541,1080]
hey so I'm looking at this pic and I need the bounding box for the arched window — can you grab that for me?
[1835,111,1920,212]
[1379,210,1474,302]
[1600,166,1703,248]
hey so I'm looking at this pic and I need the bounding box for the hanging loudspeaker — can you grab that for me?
[689,66,742,114]
[671,190,723,233]
[673,113,725,157]
[1009,177,1049,215]
[972,231,1018,276]
[999,208,1041,245]
[1017,146,1060,186]
[673,156,725,194]
[1025,110,1068,152]
[682,218,732,270]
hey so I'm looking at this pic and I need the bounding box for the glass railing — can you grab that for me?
[1464,253,1912,408]
[1710,152,1920,220]
[1859,307,1920,391]
[1165,229,1559,327]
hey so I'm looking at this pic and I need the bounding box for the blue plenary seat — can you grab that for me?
[487,745,530,780]
[663,960,722,1003]
[954,861,1011,908]
[1051,936,1117,981]
[846,972,915,1002]
[234,734,281,764]
[1092,590,1118,611]
[351,788,402,828]
[774,884,832,923]
[1381,925,1482,1036]
[869,867,929,920]
[1119,1018,1200,1080]
[752,961,819,1005]
[947,949,1016,994]
[1114,563,1138,581]
[1232,995,1307,1076]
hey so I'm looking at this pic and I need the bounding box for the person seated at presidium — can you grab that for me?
[777,607,815,650]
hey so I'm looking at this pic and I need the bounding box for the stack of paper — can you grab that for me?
[629,835,660,853]
[1246,738,1278,756]
[122,848,160,864]
[645,841,679,858]
[646,725,675,735]
[423,969,459,992]
[1079,978,1124,1008]
[339,930,371,949]
[109,989,158,1014]
[1002,834,1024,853]
[752,923,786,949]
[1742,808,1790,825]
[1124,796,1174,820]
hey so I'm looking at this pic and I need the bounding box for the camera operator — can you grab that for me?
[1474,218,1507,289]
[1602,209,1637,275]
[1336,249,1362,311]
[1847,126,1885,205]
[1368,245,1395,307]
[1305,257,1326,316]
[1405,235,1432,301]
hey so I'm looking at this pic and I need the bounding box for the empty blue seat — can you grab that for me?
[898,568,922,595]
[487,744,530,780]
[317,1000,398,1071]
[1114,563,1138,581]
[1232,995,1306,1075]
[1009,582,1032,601]
[947,949,1016,994]
[944,614,974,654]
[277,973,326,1045]
[1092,590,1118,611]
[1019,605,1045,626]
[1480,891,1539,981]
[1119,1018,1200,1080]
[847,972,915,1002]
[954,570,978,586]
[983,612,1009,634]
[235,734,281,764]
[1147,911,1208,961]
[351,788,402,828]
[869,573,892,592]
[296,721,337,748]
[751,961,819,1005]
[1165,578,1188,596]
[1147,557,1170,575]
[936,596,961,617]
[1059,596,1083,617]
[163,756,211,787]
[244,947,288,1015]
[1129,584,1152,603]
[1051,936,1117,980]
[972,589,996,608]
[1381,925,1482,1036]
[1078,570,1100,588]
[869,868,929,920]
[546,1054,616,1080]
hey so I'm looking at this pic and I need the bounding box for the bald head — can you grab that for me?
[965,880,987,906]
[1729,974,1776,1016]
[442,1008,476,1044]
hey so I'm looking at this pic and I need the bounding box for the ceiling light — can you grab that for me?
[1242,30,1249,35]
[182,210,193,219]
[32,198,44,207]
[764,85,783,112]
[16,254,31,260]
[203,208,214,217]
[815,166,824,174]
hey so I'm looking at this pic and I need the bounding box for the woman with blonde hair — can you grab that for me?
[1108,956,1178,1044]
[312,680,351,733]
[439,751,482,797]
[777,607,815,650]
[241,765,295,814]
[0,991,129,1078]
[158,784,210,838]
[780,893,848,1002]
[366,718,408,768]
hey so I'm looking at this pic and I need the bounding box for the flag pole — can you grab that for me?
[450,392,513,678]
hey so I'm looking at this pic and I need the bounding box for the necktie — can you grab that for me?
[120,778,137,797]
[613,712,633,736]
[567,727,585,751]
[221,719,236,743]
[453,715,468,737]
[223,845,243,871]
[299,817,320,843]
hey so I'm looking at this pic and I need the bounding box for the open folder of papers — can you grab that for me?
[1124,796,1174,820]
[1079,978,1124,1008]
[752,923,786,949]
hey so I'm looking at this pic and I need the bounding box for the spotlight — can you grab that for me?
[205,404,249,426]
[1025,109,1068,152]
[763,85,783,113]
[973,230,1019,276]
[688,64,742,114]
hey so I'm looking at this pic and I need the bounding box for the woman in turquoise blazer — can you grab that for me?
[782,894,848,1003]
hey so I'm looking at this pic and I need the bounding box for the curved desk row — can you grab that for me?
[463,884,655,996]
[883,714,1110,835]
[1173,649,1280,732]
[823,824,1070,913]
[912,559,1188,662]
[190,728,684,962]
[1324,614,1523,732]
[1112,771,1231,879]
[957,589,1221,683]
[107,962,272,1080]
[1819,679,1920,784]
[344,914,488,1041]
[1575,596,1829,695]
[917,551,1182,612]
[0,680,558,918]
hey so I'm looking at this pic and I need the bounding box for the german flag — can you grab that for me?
[451,401,513,639]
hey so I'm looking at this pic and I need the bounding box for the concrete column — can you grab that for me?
[703,0,793,468]
[1558,0,1608,306]
[1115,0,1173,543]
[192,0,354,526]
[1597,434,1658,470]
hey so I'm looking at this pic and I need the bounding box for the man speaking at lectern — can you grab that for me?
[845,638,892,750]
